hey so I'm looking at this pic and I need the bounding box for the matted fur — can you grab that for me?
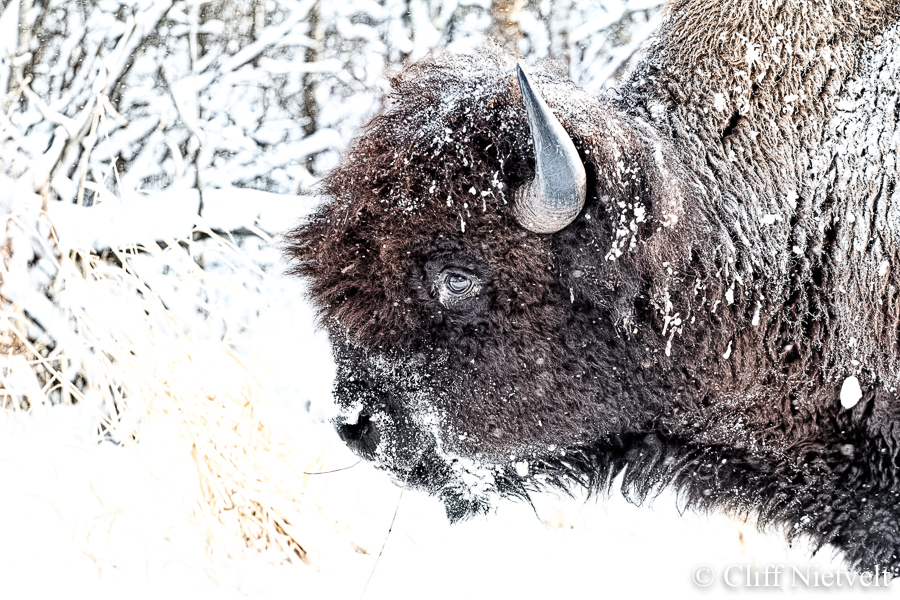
[287,0,900,573]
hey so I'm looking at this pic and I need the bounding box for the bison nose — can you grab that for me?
[337,413,379,459]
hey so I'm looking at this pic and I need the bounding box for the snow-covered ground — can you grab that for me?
[0,0,892,597]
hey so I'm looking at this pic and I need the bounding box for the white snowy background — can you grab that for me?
[0,0,882,597]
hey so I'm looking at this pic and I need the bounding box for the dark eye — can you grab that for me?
[445,273,473,295]
[434,268,481,306]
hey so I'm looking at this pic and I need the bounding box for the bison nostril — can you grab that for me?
[339,413,372,442]
[337,413,379,458]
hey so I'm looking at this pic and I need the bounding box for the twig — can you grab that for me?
[99,94,125,197]
[49,0,170,187]
[217,2,312,75]
[360,468,411,600]
[75,106,101,206]
[303,459,362,475]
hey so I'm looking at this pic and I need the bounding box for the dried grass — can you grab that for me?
[0,177,326,564]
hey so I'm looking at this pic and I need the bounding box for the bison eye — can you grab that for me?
[435,268,481,307]
[446,273,473,294]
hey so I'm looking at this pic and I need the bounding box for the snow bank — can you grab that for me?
[47,187,317,251]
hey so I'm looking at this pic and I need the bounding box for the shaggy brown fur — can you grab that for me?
[286,0,900,573]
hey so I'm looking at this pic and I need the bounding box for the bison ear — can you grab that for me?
[513,64,587,235]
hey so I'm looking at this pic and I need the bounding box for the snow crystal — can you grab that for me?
[633,205,646,222]
[514,460,529,477]
[785,189,798,209]
[713,93,727,112]
[744,41,761,67]
[834,99,856,111]
[840,376,862,409]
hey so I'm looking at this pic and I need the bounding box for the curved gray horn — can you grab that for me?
[513,64,587,234]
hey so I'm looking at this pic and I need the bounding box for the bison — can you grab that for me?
[287,0,900,573]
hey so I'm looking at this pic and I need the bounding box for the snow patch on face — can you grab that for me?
[337,344,506,510]
[341,401,365,426]
[426,408,502,506]
[449,455,500,501]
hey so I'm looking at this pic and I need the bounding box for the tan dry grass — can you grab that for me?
[0,178,327,564]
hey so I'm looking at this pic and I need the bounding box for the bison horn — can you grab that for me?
[513,64,587,234]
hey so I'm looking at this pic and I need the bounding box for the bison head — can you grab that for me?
[286,51,698,519]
